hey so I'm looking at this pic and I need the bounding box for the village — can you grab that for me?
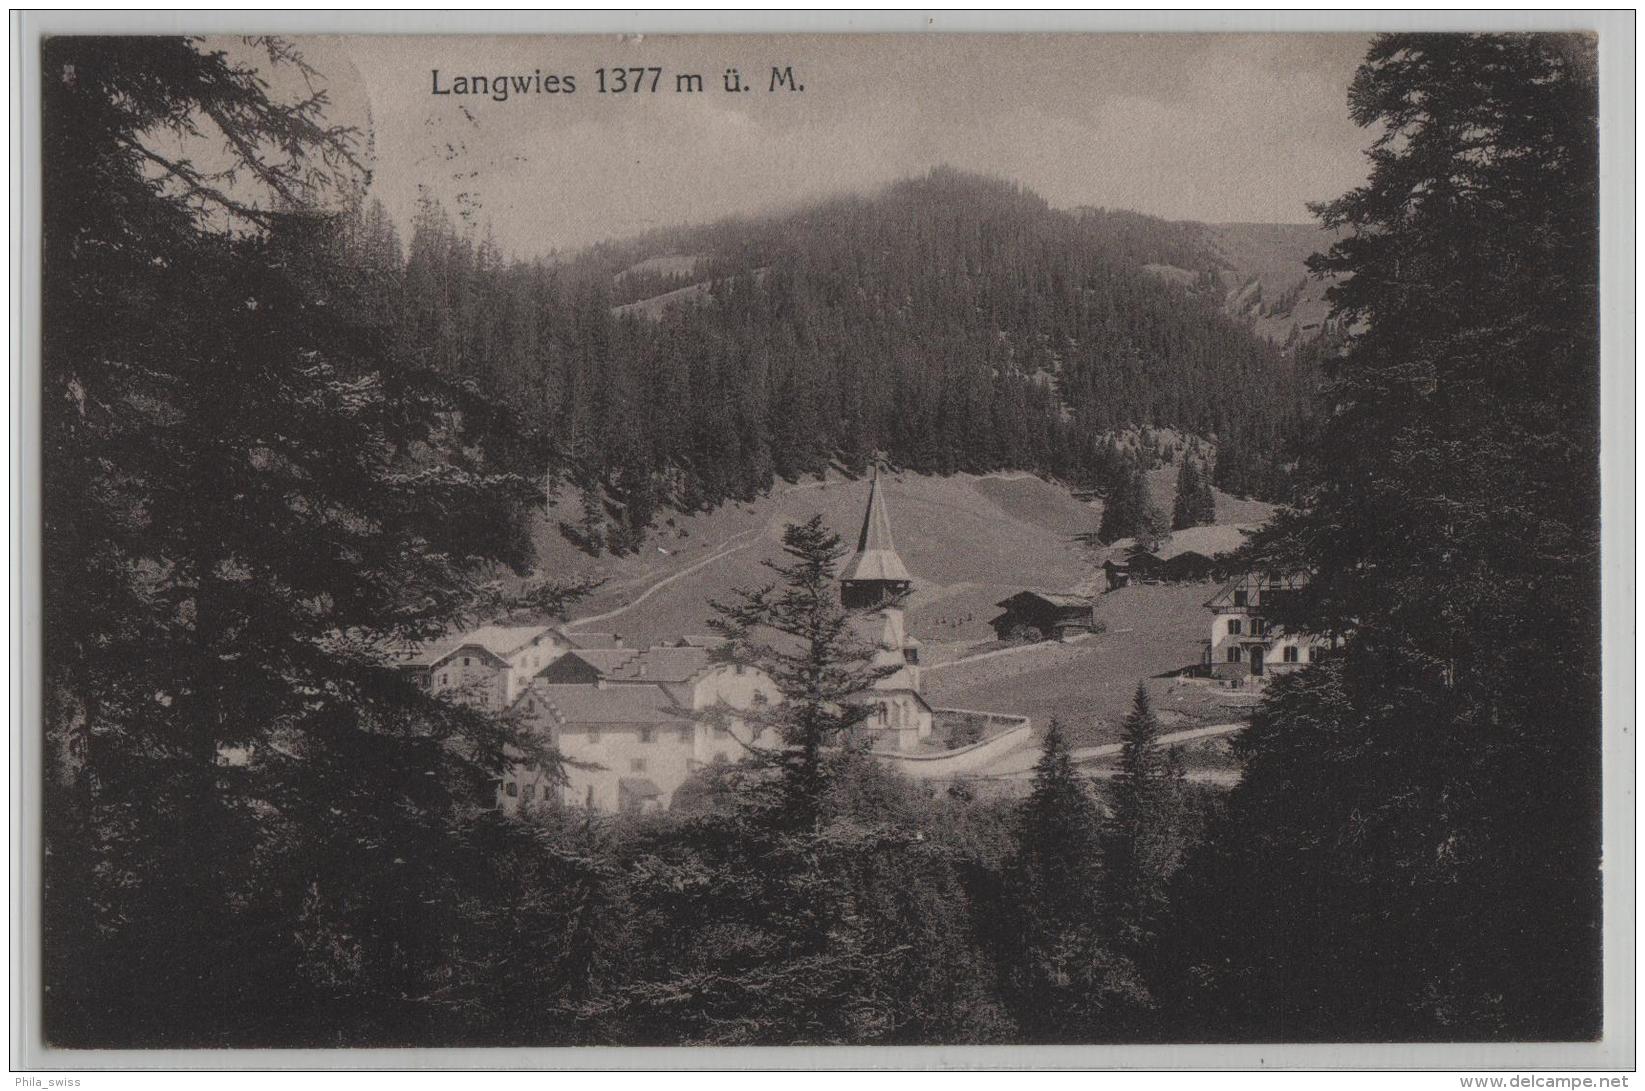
[396,467,1330,813]
[33,27,1607,1060]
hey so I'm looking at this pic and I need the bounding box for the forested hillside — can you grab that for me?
[1073,211,1341,345]
[363,169,1329,553]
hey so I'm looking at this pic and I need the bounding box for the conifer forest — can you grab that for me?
[37,32,1605,1050]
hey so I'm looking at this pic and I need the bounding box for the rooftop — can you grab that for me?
[840,465,913,585]
[520,682,686,725]
[1111,523,1258,563]
[463,624,561,658]
[396,622,560,668]
[996,590,1092,610]
[563,631,625,650]
[607,645,715,683]
[552,648,640,674]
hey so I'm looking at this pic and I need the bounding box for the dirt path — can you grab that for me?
[564,471,1049,634]
[925,634,1095,675]
[564,526,766,631]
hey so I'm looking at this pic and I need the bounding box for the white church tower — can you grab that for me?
[840,464,934,750]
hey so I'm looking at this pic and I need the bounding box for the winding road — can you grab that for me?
[968,720,1248,780]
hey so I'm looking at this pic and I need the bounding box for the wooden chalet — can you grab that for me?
[991,591,1097,641]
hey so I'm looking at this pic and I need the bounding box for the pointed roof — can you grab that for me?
[840,465,912,584]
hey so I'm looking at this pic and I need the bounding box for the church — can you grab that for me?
[840,465,936,751]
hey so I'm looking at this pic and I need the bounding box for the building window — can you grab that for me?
[1302,647,1312,663]
[630,758,646,773]
[1283,646,1299,663]
[1228,619,1242,636]
[439,672,449,686]
[462,657,471,667]
[1233,590,1248,607]
[640,727,654,744]
[1251,618,1266,636]
[1227,646,1242,663]
[505,781,518,798]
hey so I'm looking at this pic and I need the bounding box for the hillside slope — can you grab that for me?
[540,471,1102,647]
[528,470,1271,745]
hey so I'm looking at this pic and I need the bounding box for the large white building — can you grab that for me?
[500,641,780,813]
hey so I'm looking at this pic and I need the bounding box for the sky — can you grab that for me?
[250,33,1377,258]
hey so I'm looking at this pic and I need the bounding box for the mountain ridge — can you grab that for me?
[389,167,1331,550]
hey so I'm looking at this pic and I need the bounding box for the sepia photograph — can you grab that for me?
[11,11,1634,1073]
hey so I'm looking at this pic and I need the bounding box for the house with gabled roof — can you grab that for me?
[533,647,642,685]
[990,591,1097,641]
[502,651,779,813]
[395,622,569,710]
[1202,570,1329,683]
[1105,524,1256,590]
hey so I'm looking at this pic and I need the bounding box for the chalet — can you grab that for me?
[1202,570,1330,683]
[990,591,1097,641]
[395,623,569,709]
[1105,524,1255,587]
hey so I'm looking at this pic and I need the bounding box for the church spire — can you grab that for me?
[840,462,912,607]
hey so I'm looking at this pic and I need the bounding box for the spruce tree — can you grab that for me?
[1177,33,1602,1040]
[705,515,894,824]
[41,36,540,1045]
[606,517,1000,1045]
[1171,455,1217,530]
[1105,686,1187,965]
[998,719,1141,1041]
[1099,456,1154,545]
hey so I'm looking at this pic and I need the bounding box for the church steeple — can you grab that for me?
[840,462,912,609]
